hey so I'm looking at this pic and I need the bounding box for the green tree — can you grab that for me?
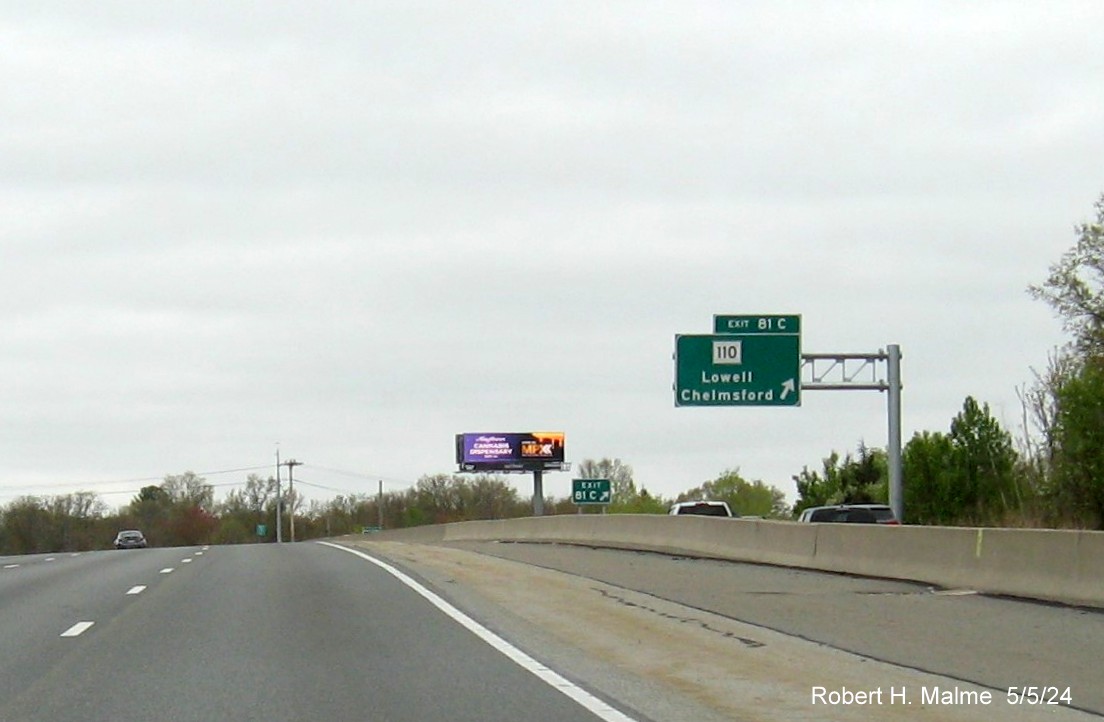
[677,469,789,518]
[218,475,278,542]
[212,515,253,544]
[1026,193,1104,527]
[609,487,668,514]
[323,493,380,534]
[1028,194,1104,356]
[0,493,115,554]
[903,430,956,524]
[793,444,886,516]
[48,492,108,551]
[127,485,172,544]
[948,396,1020,522]
[125,472,215,546]
[1049,358,1104,527]
[792,453,842,511]
[412,474,461,523]
[902,398,1020,525]
[574,457,669,513]
[404,473,524,524]
[161,471,214,509]
[1,497,51,554]
[456,475,523,520]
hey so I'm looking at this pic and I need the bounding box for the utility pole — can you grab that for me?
[275,447,283,544]
[283,459,303,542]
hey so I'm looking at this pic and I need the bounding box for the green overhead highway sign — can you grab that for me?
[714,314,800,335]
[572,478,612,505]
[675,314,801,407]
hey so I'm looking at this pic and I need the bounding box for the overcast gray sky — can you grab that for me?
[3,1,1101,509]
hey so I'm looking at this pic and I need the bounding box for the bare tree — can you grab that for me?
[575,458,636,500]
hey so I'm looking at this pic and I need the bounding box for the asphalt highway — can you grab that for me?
[350,538,1104,722]
[0,544,641,722]
[6,539,1102,722]
[443,539,1104,714]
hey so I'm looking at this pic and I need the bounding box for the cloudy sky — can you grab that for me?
[3,1,1102,509]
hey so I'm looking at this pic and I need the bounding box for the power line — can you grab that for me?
[81,480,244,497]
[1,462,430,507]
[292,479,361,494]
[2,465,272,493]
[302,465,374,479]
[302,465,417,487]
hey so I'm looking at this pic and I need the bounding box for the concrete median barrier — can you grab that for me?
[367,515,1104,608]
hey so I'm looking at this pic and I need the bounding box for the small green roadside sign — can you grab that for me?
[675,314,801,407]
[573,479,612,505]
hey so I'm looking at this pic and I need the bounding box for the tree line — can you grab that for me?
[0,459,788,555]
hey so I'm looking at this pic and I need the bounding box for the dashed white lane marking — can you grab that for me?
[182,558,192,564]
[3,564,19,569]
[60,622,94,638]
[160,568,174,574]
[194,551,204,556]
[319,541,640,722]
[45,558,56,562]
[126,585,147,595]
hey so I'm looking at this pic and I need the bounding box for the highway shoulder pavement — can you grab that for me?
[337,537,1101,722]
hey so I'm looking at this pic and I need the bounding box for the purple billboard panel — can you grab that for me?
[464,434,517,463]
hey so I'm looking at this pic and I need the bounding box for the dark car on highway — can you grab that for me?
[796,504,899,524]
[113,530,148,549]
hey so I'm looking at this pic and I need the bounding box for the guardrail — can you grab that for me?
[363,515,1104,608]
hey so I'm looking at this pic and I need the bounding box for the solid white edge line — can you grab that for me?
[126,585,147,595]
[318,541,639,722]
[60,621,94,637]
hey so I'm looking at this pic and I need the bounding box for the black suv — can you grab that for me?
[797,504,899,524]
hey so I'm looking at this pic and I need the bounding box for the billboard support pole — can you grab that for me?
[532,469,544,516]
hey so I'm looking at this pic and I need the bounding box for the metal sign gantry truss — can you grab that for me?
[800,346,903,522]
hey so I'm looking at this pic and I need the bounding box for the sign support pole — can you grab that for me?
[887,344,903,523]
[532,469,544,517]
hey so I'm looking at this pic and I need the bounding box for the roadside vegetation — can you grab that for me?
[3,196,1103,553]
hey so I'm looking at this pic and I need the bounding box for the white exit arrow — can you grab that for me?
[601,491,611,502]
[780,378,796,400]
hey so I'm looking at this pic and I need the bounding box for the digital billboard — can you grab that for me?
[455,432,566,471]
